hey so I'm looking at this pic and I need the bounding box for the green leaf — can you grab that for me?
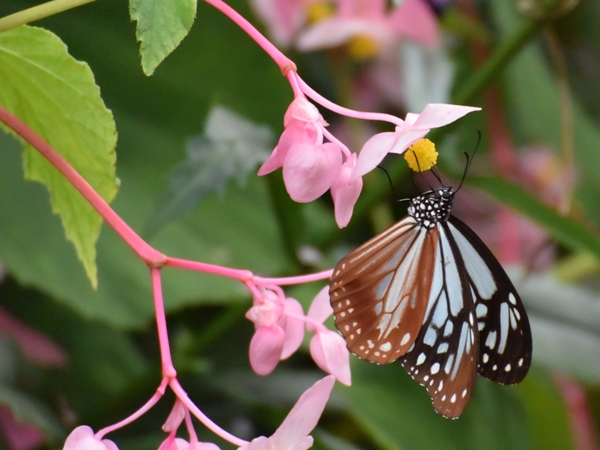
[130,0,197,75]
[468,177,600,261]
[341,361,532,450]
[519,271,600,383]
[517,370,571,450]
[0,25,118,289]
[146,105,272,237]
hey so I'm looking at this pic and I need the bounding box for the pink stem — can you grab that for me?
[0,105,165,267]
[165,257,253,281]
[204,0,296,75]
[295,74,404,127]
[151,268,176,377]
[184,408,199,445]
[95,377,169,439]
[170,378,248,447]
[254,269,333,286]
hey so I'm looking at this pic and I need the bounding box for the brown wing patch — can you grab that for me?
[329,218,438,364]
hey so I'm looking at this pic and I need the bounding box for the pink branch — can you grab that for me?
[151,268,176,377]
[165,257,253,281]
[204,0,296,75]
[170,378,248,447]
[95,377,169,439]
[0,106,166,267]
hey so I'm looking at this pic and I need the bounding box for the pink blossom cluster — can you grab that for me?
[246,285,351,385]
[260,77,480,227]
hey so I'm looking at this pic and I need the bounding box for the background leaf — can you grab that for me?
[146,105,273,237]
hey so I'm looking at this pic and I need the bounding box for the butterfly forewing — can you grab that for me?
[329,217,438,364]
[448,216,532,384]
[400,223,478,418]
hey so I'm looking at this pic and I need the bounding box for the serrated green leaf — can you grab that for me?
[146,105,272,236]
[468,177,600,261]
[0,25,118,289]
[130,0,197,75]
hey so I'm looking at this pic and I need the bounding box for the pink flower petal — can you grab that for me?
[410,103,481,129]
[280,298,306,359]
[331,156,363,227]
[246,299,284,328]
[174,438,220,450]
[307,286,333,331]
[258,122,317,176]
[310,331,351,385]
[63,426,118,450]
[297,19,392,52]
[386,127,430,155]
[351,131,398,180]
[162,401,185,432]
[270,376,335,449]
[0,405,44,450]
[284,97,322,124]
[283,142,342,202]
[389,0,439,48]
[249,325,286,376]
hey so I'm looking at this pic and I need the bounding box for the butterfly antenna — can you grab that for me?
[456,131,481,192]
[376,165,398,199]
[411,149,435,192]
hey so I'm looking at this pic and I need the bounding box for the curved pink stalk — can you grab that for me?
[253,269,333,286]
[170,378,249,447]
[295,74,404,126]
[205,0,296,75]
[0,105,166,267]
[95,377,170,439]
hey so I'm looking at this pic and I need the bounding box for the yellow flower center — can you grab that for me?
[306,2,335,23]
[347,35,381,60]
[404,139,438,172]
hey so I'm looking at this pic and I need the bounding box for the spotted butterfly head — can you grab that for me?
[407,187,455,228]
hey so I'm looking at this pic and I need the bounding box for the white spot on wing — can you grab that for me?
[431,363,440,374]
[401,333,411,346]
[416,353,426,365]
[380,342,392,352]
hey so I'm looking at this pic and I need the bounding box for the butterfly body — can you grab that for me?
[329,187,532,418]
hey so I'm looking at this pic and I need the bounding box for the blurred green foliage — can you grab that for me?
[0,0,599,449]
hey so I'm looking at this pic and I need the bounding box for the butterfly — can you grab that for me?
[328,185,532,418]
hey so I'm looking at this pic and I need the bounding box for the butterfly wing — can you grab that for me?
[448,216,532,384]
[329,217,438,364]
[400,222,478,419]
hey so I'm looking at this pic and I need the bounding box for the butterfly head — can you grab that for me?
[407,187,455,228]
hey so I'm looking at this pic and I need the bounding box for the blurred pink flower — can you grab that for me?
[250,0,310,47]
[307,287,351,385]
[352,103,481,181]
[63,426,118,450]
[239,376,335,450]
[159,436,220,450]
[296,0,439,54]
[0,405,44,450]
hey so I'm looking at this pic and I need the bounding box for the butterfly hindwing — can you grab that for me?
[448,216,532,384]
[329,217,438,364]
[400,223,478,418]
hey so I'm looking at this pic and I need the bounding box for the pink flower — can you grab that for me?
[330,153,363,228]
[63,426,118,450]
[296,0,439,54]
[352,103,481,181]
[239,376,335,450]
[307,287,351,385]
[250,0,310,47]
[246,291,305,375]
[159,436,220,450]
[259,97,344,203]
